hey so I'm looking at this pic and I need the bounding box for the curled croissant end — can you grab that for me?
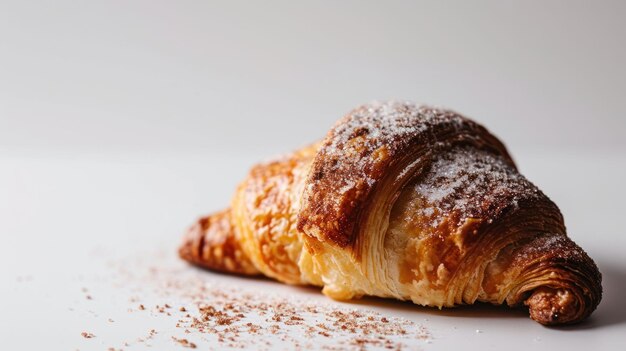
[179,101,602,325]
[510,235,602,325]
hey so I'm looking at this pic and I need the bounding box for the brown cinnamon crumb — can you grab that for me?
[81,332,95,339]
[172,337,197,348]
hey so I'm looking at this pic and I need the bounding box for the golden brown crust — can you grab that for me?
[179,101,602,325]
[230,144,319,285]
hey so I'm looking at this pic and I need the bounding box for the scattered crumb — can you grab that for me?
[172,337,197,348]
[74,250,434,350]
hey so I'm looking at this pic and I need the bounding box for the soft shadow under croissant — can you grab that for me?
[179,101,602,325]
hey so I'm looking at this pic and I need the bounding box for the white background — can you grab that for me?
[1,1,625,350]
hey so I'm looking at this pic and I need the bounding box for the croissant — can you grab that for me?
[179,101,602,325]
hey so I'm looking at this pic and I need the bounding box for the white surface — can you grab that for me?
[1,0,625,349]
[1,149,625,350]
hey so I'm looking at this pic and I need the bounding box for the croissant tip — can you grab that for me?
[177,240,192,261]
[178,217,207,264]
[525,287,585,325]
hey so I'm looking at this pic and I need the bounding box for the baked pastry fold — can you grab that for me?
[179,101,602,325]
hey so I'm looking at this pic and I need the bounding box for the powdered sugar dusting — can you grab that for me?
[414,147,541,223]
[299,101,494,245]
[320,101,466,176]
